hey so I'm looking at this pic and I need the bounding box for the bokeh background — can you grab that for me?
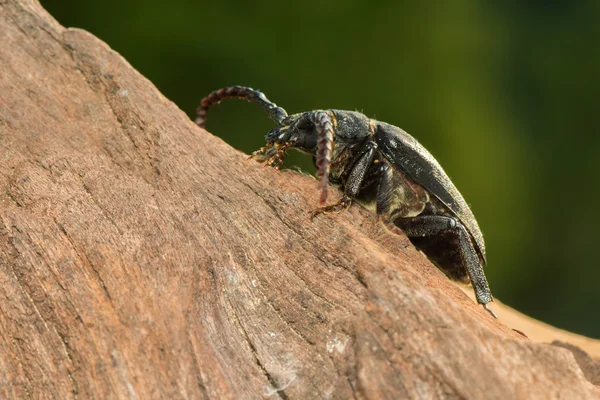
[41,1,599,338]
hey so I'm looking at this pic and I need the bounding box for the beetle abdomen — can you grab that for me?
[374,121,486,263]
[385,165,430,220]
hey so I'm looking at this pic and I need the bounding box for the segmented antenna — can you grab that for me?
[312,111,336,206]
[195,86,288,128]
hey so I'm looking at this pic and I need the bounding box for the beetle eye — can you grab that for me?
[296,119,314,132]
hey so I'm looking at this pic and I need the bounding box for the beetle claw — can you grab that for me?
[483,304,497,319]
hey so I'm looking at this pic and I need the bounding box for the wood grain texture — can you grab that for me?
[0,1,598,398]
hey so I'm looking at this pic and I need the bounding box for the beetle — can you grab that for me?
[195,86,496,318]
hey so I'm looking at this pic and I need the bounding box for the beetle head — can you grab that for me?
[264,111,335,206]
[265,112,319,155]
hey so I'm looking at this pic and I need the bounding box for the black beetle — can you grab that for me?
[196,86,496,318]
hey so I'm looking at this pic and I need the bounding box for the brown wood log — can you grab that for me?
[0,1,598,398]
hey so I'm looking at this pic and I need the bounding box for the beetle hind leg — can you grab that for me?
[394,215,496,318]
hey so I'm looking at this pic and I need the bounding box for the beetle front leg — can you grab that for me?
[311,141,377,218]
[247,142,290,170]
[394,215,496,318]
[310,195,352,220]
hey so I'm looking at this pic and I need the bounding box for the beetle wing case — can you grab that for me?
[374,121,486,264]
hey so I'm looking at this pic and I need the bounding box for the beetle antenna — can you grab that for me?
[312,111,336,206]
[195,86,288,128]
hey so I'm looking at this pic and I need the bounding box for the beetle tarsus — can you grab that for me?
[483,304,497,319]
[310,196,352,220]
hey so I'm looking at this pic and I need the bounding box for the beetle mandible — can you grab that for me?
[195,86,496,318]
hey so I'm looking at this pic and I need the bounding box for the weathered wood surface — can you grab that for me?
[0,1,598,398]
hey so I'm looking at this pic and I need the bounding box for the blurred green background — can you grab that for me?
[41,0,599,338]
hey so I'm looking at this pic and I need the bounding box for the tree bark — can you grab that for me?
[0,1,598,398]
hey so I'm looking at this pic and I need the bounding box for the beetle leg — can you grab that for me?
[394,215,496,318]
[310,195,352,220]
[311,141,377,218]
[263,143,289,169]
[247,143,289,169]
[343,142,378,197]
[375,162,394,216]
[246,145,275,161]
